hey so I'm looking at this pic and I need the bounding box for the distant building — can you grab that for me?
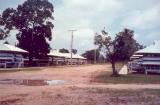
[48,50,87,65]
[0,43,28,68]
[128,41,160,74]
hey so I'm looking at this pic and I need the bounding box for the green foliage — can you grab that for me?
[3,41,9,44]
[82,49,100,63]
[72,49,77,54]
[0,28,7,40]
[94,28,142,76]
[59,48,77,54]
[0,15,10,40]
[114,28,143,61]
[94,29,118,75]
[94,70,160,84]
[0,0,54,64]
[59,48,69,53]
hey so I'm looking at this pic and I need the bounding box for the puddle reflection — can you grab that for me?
[0,79,65,86]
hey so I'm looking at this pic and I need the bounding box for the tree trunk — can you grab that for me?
[111,61,119,77]
[29,54,33,66]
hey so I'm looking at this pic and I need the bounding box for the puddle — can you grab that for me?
[0,79,65,86]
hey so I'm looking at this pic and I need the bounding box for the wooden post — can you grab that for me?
[145,70,148,75]
[145,66,147,75]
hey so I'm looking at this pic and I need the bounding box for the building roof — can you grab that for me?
[48,50,86,59]
[141,61,160,65]
[48,50,64,57]
[130,54,143,60]
[132,54,143,57]
[136,41,160,54]
[0,43,28,53]
[142,57,160,61]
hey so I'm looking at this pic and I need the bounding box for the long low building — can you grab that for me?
[48,50,87,65]
[0,44,87,67]
[0,43,28,68]
[128,41,160,74]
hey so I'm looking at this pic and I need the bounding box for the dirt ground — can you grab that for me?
[0,64,160,105]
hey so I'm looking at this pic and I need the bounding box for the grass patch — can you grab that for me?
[144,89,160,96]
[86,88,160,103]
[70,87,160,104]
[70,87,160,97]
[93,71,160,84]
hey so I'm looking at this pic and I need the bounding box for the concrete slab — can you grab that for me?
[119,65,128,75]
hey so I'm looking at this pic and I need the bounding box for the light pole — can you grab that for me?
[94,33,97,64]
[94,47,97,64]
[68,29,77,65]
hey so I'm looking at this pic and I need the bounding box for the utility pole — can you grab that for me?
[68,29,77,65]
[94,33,97,64]
[94,47,97,64]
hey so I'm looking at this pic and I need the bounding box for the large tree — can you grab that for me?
[82,49,100,63]
[114,29,143,61]
[94,28,142,76]
[0,0,54,65]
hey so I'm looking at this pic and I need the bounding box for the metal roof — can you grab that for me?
[142,57,160,61]
[136,41,160,54]
[130,56,141,59]
[48,50,65,57]
[0,43,28,53]
[48,50,86,59]
[141,61,160,65]
[132,54,143,57]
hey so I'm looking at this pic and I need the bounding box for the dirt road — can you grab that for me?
[0,64,160,105]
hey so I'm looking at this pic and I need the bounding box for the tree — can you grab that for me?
[59,48,69,53]
[4,41,9,44]
[82,49,100,63]
[72,49,77,54]
[0,28,9,40]
[114,29,143,61]
[0,15,10,40]
[94,28,142,76]
[0,0,54,65]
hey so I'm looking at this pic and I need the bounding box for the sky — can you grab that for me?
[0,0,160,54]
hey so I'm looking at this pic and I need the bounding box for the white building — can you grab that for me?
[128,41,160,74]
[0,43,28,68]
[48,50,87,65]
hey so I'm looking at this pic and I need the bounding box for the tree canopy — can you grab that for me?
[82,49,100,63]
[59,48,77,54]
[71,49,77,54]
[0,0,54,65]
[0,14,8,39]
[59,48,69,53]
[94,28,142,76]
[114,29,143,61]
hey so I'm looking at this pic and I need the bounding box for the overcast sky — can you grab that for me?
[0,0,160,54]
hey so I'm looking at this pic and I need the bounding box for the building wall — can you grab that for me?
[0,52,24,68]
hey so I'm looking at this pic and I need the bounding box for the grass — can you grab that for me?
[93,70,160,84]
[88,88,160,98]
[87,87,160,104]
[91,62,160,84]
[145,89,160,96]
[67,86,160,104]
